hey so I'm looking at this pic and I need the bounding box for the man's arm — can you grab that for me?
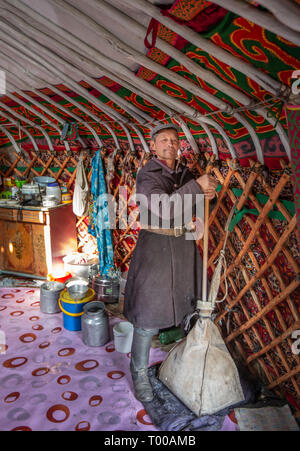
[136,171,204,228]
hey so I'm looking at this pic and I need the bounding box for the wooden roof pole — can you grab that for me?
[174,114,212,156]
[196,121,218,157]
[3,65,116,151]
[0,29,138,128]
[0,124,22,154]
[4,81,74,154]
[5,3,169,119]
[0,17,227,157]
[4,0,170,117]
[2,8,279,160]
[45,0,239,113]
[0,35,150,153]
[0,110,39,153]
[48,87,121,150]
[6,0,254,107]
[258,0,300,32]
[30,89,103,149]
[234,112,264,164]
[7,81,88,151]
[0,25,149,127]
[97,0,284,102]
[1,2,272,162]
[200,117,237,159]
[0,102,55,152]
[117,124,136,153]
[28,0,274,161]
[128,124,150,153]
[209,0,300,45]
[121,0,283,95]
[2,69,104,148]
[40,0,281,163]
[49,0,287,160]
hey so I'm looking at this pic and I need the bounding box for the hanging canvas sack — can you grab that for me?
[73,152,89,217]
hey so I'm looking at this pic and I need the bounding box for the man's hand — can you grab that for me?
[196,174,218,200]
[187,217,204,241]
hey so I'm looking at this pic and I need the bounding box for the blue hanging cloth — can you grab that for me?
[88,150,118,279]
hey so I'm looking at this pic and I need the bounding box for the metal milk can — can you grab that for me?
[82,301,110,347]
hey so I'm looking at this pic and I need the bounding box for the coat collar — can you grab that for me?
[145,157,184,175]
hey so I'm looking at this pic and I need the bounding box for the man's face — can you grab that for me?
[151,129,180,162]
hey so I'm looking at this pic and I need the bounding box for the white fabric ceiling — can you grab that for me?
[0,0,299,161]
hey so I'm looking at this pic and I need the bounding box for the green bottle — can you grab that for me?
[159,327,183,345]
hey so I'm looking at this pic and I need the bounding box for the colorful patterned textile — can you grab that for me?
[161,3,228,33]
[166,0,212,21]
[135,4,300,165]
[88,150,117,278]
[285,105,300,252]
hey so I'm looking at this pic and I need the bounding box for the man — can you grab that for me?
[124,123,218,403]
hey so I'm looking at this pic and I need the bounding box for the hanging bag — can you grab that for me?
[73,152,89,217]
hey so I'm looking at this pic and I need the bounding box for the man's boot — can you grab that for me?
[130,327,159,403]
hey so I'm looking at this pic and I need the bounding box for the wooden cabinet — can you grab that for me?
[0,204,77,278]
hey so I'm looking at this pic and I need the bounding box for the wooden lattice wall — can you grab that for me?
[0,145,299,418]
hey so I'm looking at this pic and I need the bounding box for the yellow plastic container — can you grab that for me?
[3,177,14,187]
[59,288,95,331]
[62,192,72,203]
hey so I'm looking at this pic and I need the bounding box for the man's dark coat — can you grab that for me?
[124,157,205,330]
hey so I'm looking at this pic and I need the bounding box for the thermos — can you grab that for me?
[82,301,110,347]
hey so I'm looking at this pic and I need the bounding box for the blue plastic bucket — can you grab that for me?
[59,289,95,331]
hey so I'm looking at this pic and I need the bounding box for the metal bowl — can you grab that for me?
[65,277,89,289]
[67,284,89,300]
[34,176,56,187]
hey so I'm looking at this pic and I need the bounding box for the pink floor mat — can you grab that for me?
[0,287,238,431]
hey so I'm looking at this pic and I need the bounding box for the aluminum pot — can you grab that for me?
[82,301,110,347]
[92,275,120,304]
[21,183,40,195]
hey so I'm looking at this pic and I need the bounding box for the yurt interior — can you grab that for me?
[0,0,300,434]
